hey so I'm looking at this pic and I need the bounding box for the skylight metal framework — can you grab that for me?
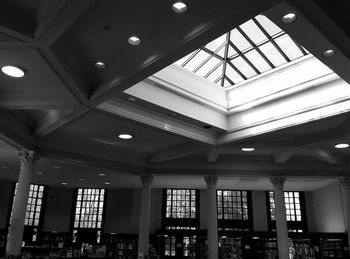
[176,15,309,87]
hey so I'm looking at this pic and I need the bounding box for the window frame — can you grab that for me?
[216,190,253,232]
[266,191,307,232]
[70,187,107,244]
[7,182,48,244]
[162,189,200,230]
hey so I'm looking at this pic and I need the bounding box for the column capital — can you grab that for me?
[204,175,219,188]
[339,177,350,190]
[18,151,39,164]
[140,174,154,187]
[269,176,286,191]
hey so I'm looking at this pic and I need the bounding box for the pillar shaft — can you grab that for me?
[204,176,218,259]
[7,151,38,256]
[138,174,153,257]
[270,176,289,259]
[339,177,350,251]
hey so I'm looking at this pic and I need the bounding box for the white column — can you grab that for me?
[204,175,219,259]
[137,174,154,258]
[269,176,289,259]
[339,177,350,251]
[6,151,39,256]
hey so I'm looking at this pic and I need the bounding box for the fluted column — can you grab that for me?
[269,176,289,259]
[7,151,39,256]
[137,174,154,258]
[339,177,350,251]
[204,175,219,259]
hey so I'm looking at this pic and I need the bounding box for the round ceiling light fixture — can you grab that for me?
[94,61,106,69]
[36,172,44,175]
[323,49,336,58]
[335,143,349,149]
[128,36,141,46]
[1,65,25,78]
[242,147,255,152]
[281,13,297,24]
[127,97,137,102]
[98,173,105,176]
[105,182,111,185]
[61,182,68,185]
[172,2,188,13]
[118,133,133,140]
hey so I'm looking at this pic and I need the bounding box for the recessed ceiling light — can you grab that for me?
[61,182,68,185]
[282,13,297,24]
[323,49,335,58]
[105,182,110,185]
[242,147,255,152]
[127,97,136,102]
[53,165,61,169]
[36,172,44,175]
[1,65,25,78]
[98,173,105,176]
[94,61,106,69]
[78,178,85,181]
[172,2,187,13]
[335,143,349,149]
[128,36,141,46]
[118,133,133,140]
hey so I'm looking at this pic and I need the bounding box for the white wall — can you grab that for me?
[306,182,346,233]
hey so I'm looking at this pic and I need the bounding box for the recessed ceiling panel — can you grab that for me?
[0,48,80,108]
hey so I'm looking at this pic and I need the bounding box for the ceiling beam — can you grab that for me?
[272,148,298,164]
[0,110,36,150]
[35,0,95,47]
[89,0,282,106]
[149,143,209,163]
[301,146,344,165]
[0,4,35,42]
[34,107,89,137]
[37,48,89,105]
[97,99,217,145]
[39,146,144,175]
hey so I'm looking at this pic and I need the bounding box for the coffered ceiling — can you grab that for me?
[0,0,350,189]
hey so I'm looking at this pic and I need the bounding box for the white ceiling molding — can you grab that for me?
[125,77,228,130]
[97,99,217,145]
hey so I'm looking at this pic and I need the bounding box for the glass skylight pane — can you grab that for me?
[259,42,287,67]
[223,79,231,87]
[225,64,244,84]
[240,20,267,45]
[230,29,251,52]
[206,63,223,82]
[183,50,210,71]
[228,45,237,58]
[255,15,282,37]
[217,47,226,58]
[175,51,194,66]
[245,49,271,73]
[230,56,257,78]
[274,34,303,60]
[205,34,227,52]
[196,57,221,77]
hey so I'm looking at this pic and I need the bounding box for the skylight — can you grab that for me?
[175,15,309,87]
